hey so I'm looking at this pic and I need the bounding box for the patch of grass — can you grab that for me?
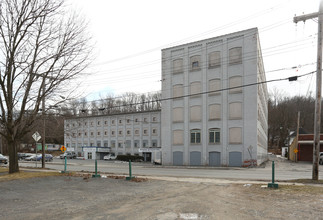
[0,169,62,182]
[277,184,323,194]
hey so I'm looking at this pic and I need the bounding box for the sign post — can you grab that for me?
[60,146,67,173]
[32,132,41,168]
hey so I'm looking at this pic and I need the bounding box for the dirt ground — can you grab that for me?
[1,174,323,220]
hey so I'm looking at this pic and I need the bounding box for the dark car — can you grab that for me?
[0,154,8,164]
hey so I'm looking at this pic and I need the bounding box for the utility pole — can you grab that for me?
[294,1,323,180]
[296,111,300,163]
[42,79,46,168]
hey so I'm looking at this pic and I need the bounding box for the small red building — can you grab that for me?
[290,134,323,162]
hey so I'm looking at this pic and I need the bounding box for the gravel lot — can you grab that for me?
[1,173,323,220]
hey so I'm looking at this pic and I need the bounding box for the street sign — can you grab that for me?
[60,146,66,153]
[294,149,298,153]
[32,131,41,142]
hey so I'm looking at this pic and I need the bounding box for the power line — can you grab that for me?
[62,71,315,114]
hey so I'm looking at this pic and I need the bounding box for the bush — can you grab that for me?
[116,155,144,162]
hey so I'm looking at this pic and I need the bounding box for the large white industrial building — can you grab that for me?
[64,28,268,166]
[161,28,268,167]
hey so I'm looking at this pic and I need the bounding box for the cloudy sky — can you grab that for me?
[68,0,320,101]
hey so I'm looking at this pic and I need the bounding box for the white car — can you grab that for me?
[103,155,117,160]
[319,152,323,165]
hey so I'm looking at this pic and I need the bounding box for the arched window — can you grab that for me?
[209,51,221,68]
[190,129,201,144]
[190,55,201,71]
[229,76,242,93]
[229,47,242,65]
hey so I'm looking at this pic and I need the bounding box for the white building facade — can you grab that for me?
[161,28,268,166]
[64,111,161,161]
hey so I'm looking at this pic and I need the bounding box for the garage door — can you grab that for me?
[229,151,242,167]
[190,151,201,166]
[173,151,183,166]
[209,151,221,166]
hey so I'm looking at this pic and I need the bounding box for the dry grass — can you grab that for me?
[0,167,62,182]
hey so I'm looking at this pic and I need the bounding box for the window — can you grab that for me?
[229,102,242,119]
[173,130,184,145]
[90,132,94,136]
[144,117,148,122]
[119,119,122,124]
[78,133,81,137]
[142,140,148,148]
[190,105,201,122]
[152,129,157,134]
[209,104,221,120]
[90,122,93,126]
[84,132,87,136]
[190,81,201,96]
[229,47,242,65]
[190,129,201,144]
[190,55,201,71]
[118,142,122,148]
[143,129,148,135]
[111,141,116,148]
[135,129,139,135]
[209,128,220,143]
[111,120,115,125]
[97,141,101,147]
[104,121,108,125]
[152,140,158,147]
[119,130,122,135]
[127,130,131,135]
[229,76,242,94]
[209,79,221,96]
[173,84,184,98]
[209,51,221,68]
[104,131,108,136]
[152,117,157,122]
[104,141,108,147]
[97,132,101,136]
[97,121,100,126]
[84,122,87,126]
[173,107,184,122]
[229,127,242,144]
[134,140,139,148]
[173,58,183,74]
[111,130,115,136]
[135,118,138,123]
[127,119,130,124]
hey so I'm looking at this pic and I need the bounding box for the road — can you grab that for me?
[17,156,323,181]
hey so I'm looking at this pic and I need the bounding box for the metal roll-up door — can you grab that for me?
[209,151,221,166]
[190,151,201,166]
[173,151,183,166]
[229,151,242,167]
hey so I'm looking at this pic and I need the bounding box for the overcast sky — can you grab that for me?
[67,0,320,101]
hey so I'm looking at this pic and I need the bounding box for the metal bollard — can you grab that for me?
[267,161,279,188]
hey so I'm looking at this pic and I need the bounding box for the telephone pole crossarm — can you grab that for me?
[293,12,319,23]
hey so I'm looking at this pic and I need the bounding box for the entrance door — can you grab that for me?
[143,152,152,162]
[209,151,221,166]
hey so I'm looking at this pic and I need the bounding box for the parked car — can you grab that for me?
[18,152,29,160]
[103,154,117,160]
[37,154,53,162]
[24,155,35,161]
[319,152,323,165]
[60,152,77,159]
[0,154,8,164]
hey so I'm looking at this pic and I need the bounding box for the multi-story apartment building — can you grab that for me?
[64,111,161,161]
[64,28,268,166]
[161,28,268,166]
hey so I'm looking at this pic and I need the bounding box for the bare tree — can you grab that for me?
[0,0,92,173]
